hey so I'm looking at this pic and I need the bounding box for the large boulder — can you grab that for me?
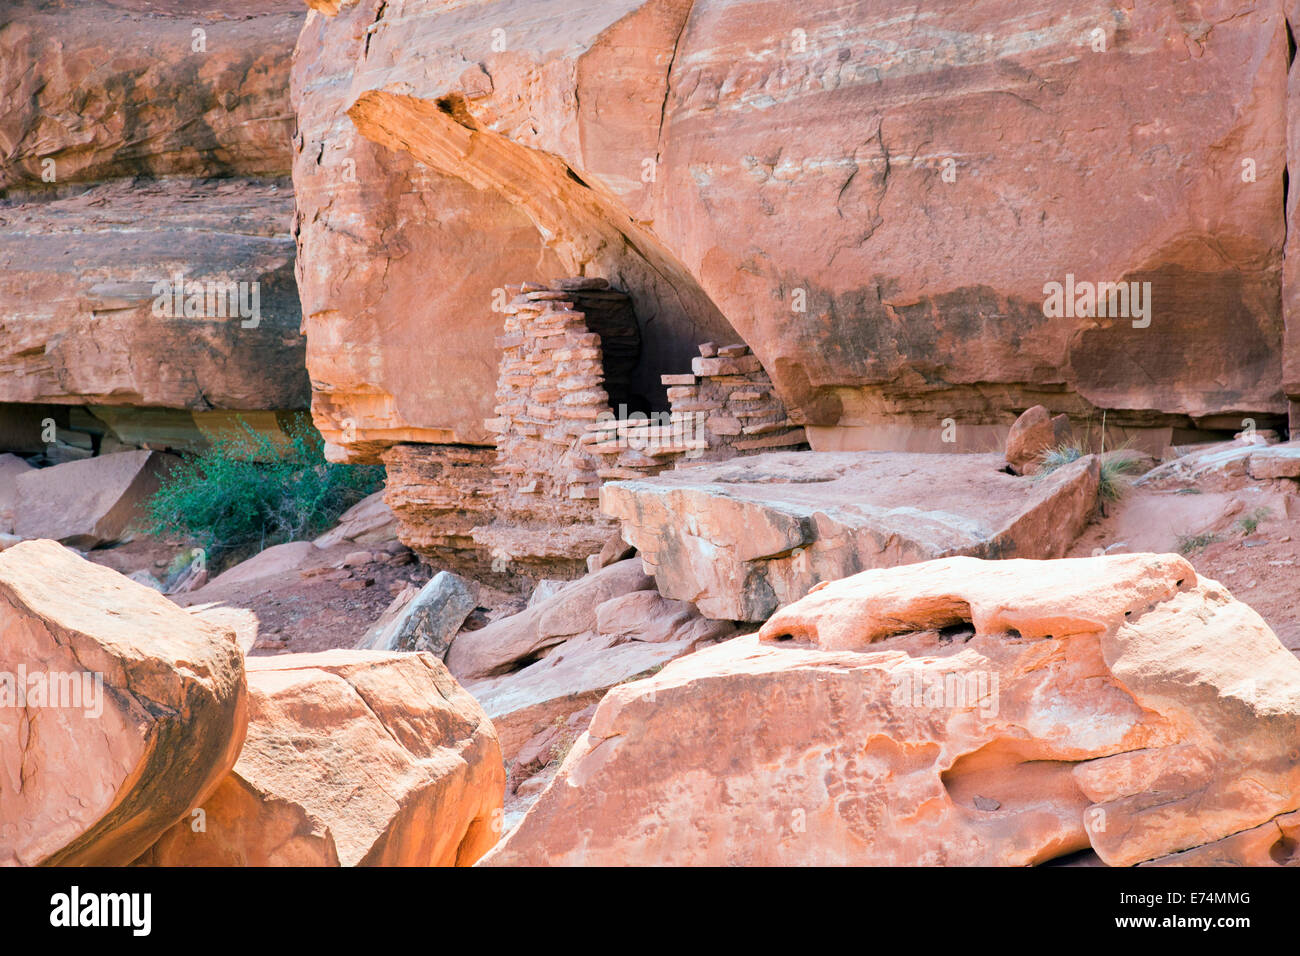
[0,540,247,866]
[294,0,1289,453]
[602,450,1101,621]
[484,553,1300,866]
[134,650,504,867]
[12,451,173,549]
[1004,405,1071,476]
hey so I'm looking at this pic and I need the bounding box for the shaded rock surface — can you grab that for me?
[602,450,1102,621]
[0,179,307,410]
[12,450,173,548]
[0,540,247,866]
[0,0,307,414]
[485,553,1300,866]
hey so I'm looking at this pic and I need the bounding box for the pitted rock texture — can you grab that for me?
[0,0,304,190]
[601,450,1102,621]
[484,554,1300,866]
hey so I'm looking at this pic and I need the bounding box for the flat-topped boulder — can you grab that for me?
[601,450,1101,621]
[0,540,247,866]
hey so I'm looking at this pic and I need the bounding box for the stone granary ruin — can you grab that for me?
[381,277,808,580]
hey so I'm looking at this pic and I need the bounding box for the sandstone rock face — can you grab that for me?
[1284,0,1300,434]
[0,1,308,416]
[135,650,504,867]
[291,1,568,460]
[0,540,247,866]
[603,450,1101,621]
[0,180,307,410]
[12,450,173,549]
[0,1,303,190]
[380,443,498,569]
[485,554,1300,866]
[294,0,1292,454]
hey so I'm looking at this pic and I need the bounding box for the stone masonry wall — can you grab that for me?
[385,278,807,580]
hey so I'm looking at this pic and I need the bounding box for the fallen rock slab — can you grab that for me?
[313,490,398,548]
[11,450,173,549]
[206,540,319,588]
[0,540,247,866]
[134,650,504,867]
[358,570,478,657]
[1248,441,1300,479]
[601,450,1101,621]
[484,553,1300,866]
[445,558,654,680]
[1137,437,1294,487]
[467,591,734,762]
[0,453,33,534]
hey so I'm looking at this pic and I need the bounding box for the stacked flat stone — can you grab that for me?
[476,280,807,579]
[473,279,648,575]
[483,280,637,506]
[579,342,807,472]
[675,341,808,456]
[381,444,497,570]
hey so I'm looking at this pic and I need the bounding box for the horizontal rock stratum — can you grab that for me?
[292,0,1298,456]
[484,553,1300,866]
[0,541,248,866]
[601,450,1101,621]
[0,0,308,414]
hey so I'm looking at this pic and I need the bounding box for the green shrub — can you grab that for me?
[143,418,384,560]
[1035,441,1141,503]
[1176,531,1220,555]
[1237,507,1273,536]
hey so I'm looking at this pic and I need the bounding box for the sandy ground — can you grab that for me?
[87,534,525,654]
[1070,476,1299,652]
